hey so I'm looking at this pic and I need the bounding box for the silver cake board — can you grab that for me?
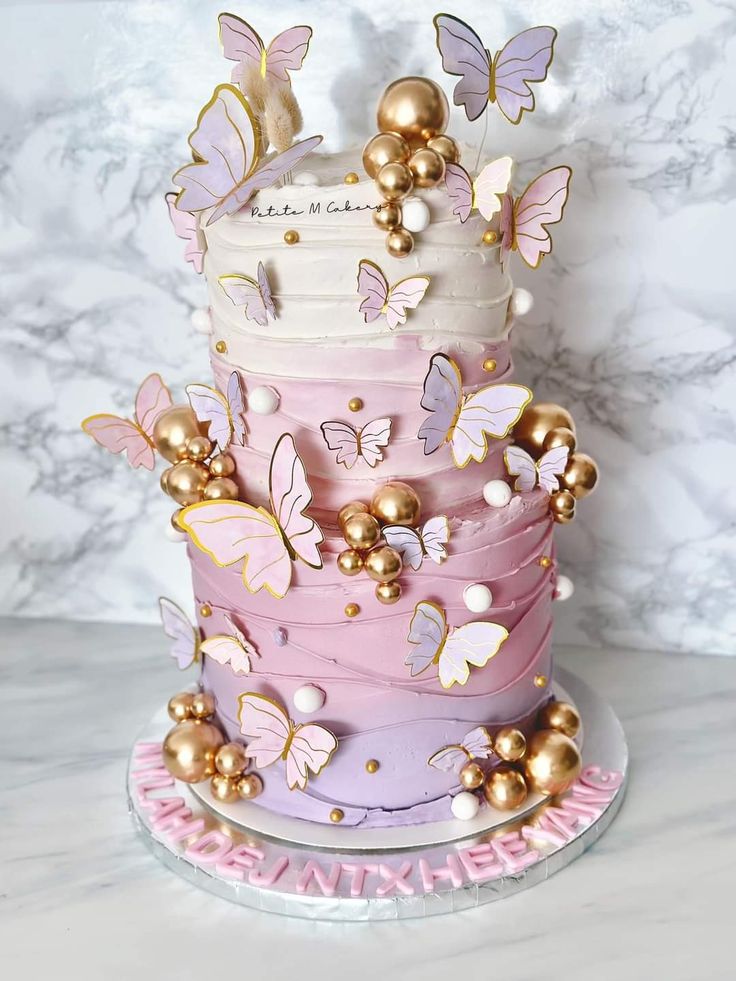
[128,667,628,920]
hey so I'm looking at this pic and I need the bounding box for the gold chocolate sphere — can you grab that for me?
[493,726,527,762]
[160,466,173,494]
[348,397,364,412]
[364,545,403,583]
[377,77,450,150]
[375,581,402,604]
[283,229,300,245]
[543,426,577,454]
[190,691,216,720]
[386,227,414,257]
[166,460,210,506]
[162,719,225,783]
[426,134,460,164]
[370,481,421,526]
[524,730,582,796]
[215,340,227,354]
[329,807,345,823]
[152,405,205,464]
[343,512,381,551]
[459,761,485,790]
[210,772,239,803]
[337,548,364,577]
[209,453,235,478]
[482,358,497,373]
[203,476,239,501]
[550,490,576,524]
[408,147,446,187]
[344,603,360,618]
[344,171,360,184]
[513,403,576,456]
[365,759,380,774]
[375,161,414,202]
[167,692,195,723]
[236,773,263,799]
[338,500,369,530]
[362,132,411,178]
[199,603,213,618]
[484,766,528,811]
[481,229,498,245]
[373,202,402,231]
[562,452,599,499]
[215,741,248,777]
[185,434,212,462]
[537,700,581,739]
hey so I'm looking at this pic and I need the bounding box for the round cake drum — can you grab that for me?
[128,667,627,920]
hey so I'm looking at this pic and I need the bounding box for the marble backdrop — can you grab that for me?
[1,0,734,655]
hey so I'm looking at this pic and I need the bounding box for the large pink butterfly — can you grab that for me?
[320,418,392,469]
[504,444,570,494]
[444,157,513,223]
[173,84,322,225]
[219,13,312,84]
[238,692,337,791]
[81,373,172,471]
[186,371,247,454]
[177,433,323,599]
[427,726,494,772]
[434,14,557,124]
[357,260,430,330]
[418,354,531,469]
[218,262,277,327]
[164,192,205,273]
[500,167,572,268]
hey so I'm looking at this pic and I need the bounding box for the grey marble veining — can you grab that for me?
[1,0,734,654]
[3,617,736,979]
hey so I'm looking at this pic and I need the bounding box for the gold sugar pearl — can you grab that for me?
[199,603,213,618]
[482,229,498,245]
[365,759,380,774]
[482,358,497,373]
[344,172,360,185]
[344,603,360,619]
[538,556,552,569]
[329,808,345,823]
[348,397,363,412]
[284,229,300,245]
[534,674,548,689]
[215,340,227,354]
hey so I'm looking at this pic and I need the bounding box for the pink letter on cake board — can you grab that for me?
[376,862,414,897]
[457,845,503,883]
[216,844,266,881]
[139,797,186,821]
[185,830,233,865]
[342,863,378,897]
[491,832,539,873]
[296,861,343,897]
[580,766,624,792]
[249,856,289,887]
[419,855,464,893]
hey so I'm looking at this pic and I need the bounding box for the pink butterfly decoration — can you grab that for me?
[219,13,312,85]
[418,354,532,469]
[504,444,570,494]
[320,418,392,469]
[177,433,323,599]
[434,15,557,124]
[81,373,172,471]
[186,371,247,454]
[499,167,572,268]
[238,692,337,790]
[357,260,430,330]
[427,726,494,772]
[200,614,258,676]
[218,262,277,327]
[382,516,450,571]
[164,192,205,273]
[172,84,322,225]
[444,157,513,223]
[159,597,200,670]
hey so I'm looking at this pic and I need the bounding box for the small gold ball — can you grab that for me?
[375,581,402,604]
[185,435,212,462]
[362,132,411,178]
[348,397,363,412]
[167,692,195,723]
[459,761,485,790]
[329,807,345,823]
[215,340,227,354]
[210,772,239,803]
[236,773,263,800]
[534,674,548,689]
[482,229,498,245]
[190,691,216,720]
[337,548,364,577]
[537,700,582,739]
[550,490,576,524]
[561,452,599,500]
[543,427,577,454]
[338,500,369,530]
[166,460,211,506]
[208,453,236,478]
[408,147,446,188]
[364,544,403,583]
[524,730,582,796]
[283,229,300,245]
[215,741,248,777]
[373,202,402,231]
[493,727,527,762]
[385,226,414,258]
[370,481,421,526]
[484,766,528,811]
[426,134,460,164]
[376,161,414,203]
[160,467,173,494]
[203,476,239,501]
[538,556,552,569]
[482,358,497,373]
[344,171,360,184]
[344,603,360,619]
[343,512,381,551]
[365,759,380,774]
[199,603,213,618]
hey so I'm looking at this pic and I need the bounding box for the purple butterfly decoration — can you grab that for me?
[165,193,205,273]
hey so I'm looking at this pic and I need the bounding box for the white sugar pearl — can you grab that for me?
[451,791,480,821]
[510,288,534,318]
[483,480,512,508]
[293,684,325,715]
[464,583,493,613]
[164,522,188,543]
[554,575,575,601]
[190,308,212,334]
[292,170,319,186]
[248,385,280,415]
[401,198,431,233]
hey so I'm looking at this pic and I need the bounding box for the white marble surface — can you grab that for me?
[3,616,735,979]
[1,0,734,654]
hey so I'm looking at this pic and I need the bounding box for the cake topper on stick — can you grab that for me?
[82,373,172,471]
[218,262,277,326]
[357,259,429,330]
[218,13,312,84]
[165,193,205,273]
[500,166,572,268]
[444,157,512,222]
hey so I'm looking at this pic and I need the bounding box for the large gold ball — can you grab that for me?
[408,147,446,188]
[537,701,581,739]
[375,162,414,202]
[550,490,576,524]
[459,761,485,790]
[337,549,364,577]
[543,426,577,454]
[185,435,213,462]
[362,132,411,178]
[364,544,403,583]
[152,405,205,464]
[209,453,235,478]
[375,581,402,604]
[236,773,263,799]
[338,500,369,531]
[426,134,460,164]
[493,727,527,763]
[343,512,381,550]
[373,202,402,231]
[562,452,599,499]
[512,403,576,456]
[524,730,582,796]
[162,719,225,783]
[210,772,239,803]
[203,476,239,501]
[484,766,528,811]
[370,481,421,526]
[190,691,216,719]
[377,77,450,150]
[215,741,248,777]
[167,692,194,723]
[166,460,210,506]
[386,227,414,258]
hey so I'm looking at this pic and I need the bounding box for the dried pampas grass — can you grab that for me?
[264,84,304,153]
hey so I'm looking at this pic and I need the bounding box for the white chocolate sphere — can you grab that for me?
[483,480,512,508]
[249,386,280,415]
[510,288,534,317]
[292,171,319,186]
[190,308,212,334]
[293,684,325,714]
[401,198,431,233]
[555,575,575,601]
[451,791,480,821]
[463,583,493,613]
[164,521,188,543]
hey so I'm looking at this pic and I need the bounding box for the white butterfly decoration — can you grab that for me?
[357,259,430,330]
[405,601,508,690]
[218,262,277,327]
[382,517,450,571]
[320,418,392,469]
[427,726,494,772]
[200,614,258,676]
[159,597,200,670]
[444,157,513,223]
[186,371,247,454]
[504,444,570,494]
